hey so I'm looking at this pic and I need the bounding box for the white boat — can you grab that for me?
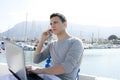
[16,42,35,51]
[0,63,116,80]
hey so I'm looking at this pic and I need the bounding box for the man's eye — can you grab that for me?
[54,21,58,24]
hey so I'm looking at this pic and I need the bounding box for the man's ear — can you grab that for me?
[63,22,67,28]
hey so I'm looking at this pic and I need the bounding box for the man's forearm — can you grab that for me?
[37,64,65,75]
[34,40,44,56]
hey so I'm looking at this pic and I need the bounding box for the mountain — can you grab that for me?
[1,21,49,40]
[1,21,120,41]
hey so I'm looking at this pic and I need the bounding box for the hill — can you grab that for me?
[1,21,120,41]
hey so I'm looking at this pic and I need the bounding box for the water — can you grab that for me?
[24,51,46,68]
[0,49,120,79]
[80,49,120,79]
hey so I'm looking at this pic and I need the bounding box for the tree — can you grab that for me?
[108,35,118,40]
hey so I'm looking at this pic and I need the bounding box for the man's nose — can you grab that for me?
[51,24,55,28]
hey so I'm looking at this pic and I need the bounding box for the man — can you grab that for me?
[27,13,84,80]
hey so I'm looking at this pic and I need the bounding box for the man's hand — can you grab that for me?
[26,64,65,75]
[26,66,42,74]
[40,29,52,43]
[35,29,52,55]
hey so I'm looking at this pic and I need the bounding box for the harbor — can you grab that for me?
[0,49,119,80]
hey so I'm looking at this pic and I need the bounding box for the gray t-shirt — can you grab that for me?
[34,37,84,80]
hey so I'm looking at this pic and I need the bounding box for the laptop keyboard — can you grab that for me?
[27,71,44,80]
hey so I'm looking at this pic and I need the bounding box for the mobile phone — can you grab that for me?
[48,29,53,37]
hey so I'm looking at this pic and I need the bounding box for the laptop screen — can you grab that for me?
[5,40,27,80]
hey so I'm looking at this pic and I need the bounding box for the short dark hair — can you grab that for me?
[50,13,67,23]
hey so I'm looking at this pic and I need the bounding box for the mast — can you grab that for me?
[91,32,94,44]
[25,13,28,42]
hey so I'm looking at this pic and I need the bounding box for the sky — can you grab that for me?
[0,0,120,32]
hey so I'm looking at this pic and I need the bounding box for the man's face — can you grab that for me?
[50,16,66,35]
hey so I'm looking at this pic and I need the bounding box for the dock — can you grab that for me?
[0,63,10,76]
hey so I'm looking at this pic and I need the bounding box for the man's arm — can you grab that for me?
[39,64,65,75]
[34,29,51,56]
[34,40,44,56]
[27,64,65,75]
[34,29,52,63]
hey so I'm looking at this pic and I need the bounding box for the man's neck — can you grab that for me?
[57,32,70,41]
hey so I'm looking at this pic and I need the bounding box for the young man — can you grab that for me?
[27,13,84,80]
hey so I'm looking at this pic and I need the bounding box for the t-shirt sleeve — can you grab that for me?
[61,39,84,74]
[34,43,51,63]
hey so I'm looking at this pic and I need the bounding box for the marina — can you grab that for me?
[0,49,119,80]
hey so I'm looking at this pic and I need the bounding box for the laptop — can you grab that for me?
[4,40,44,80]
